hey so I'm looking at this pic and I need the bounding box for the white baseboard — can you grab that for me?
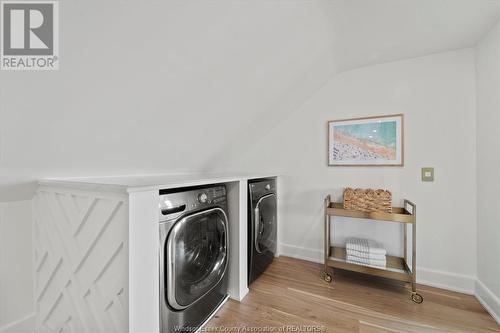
[0,313,35,333]
[417,267,475,295]
[279,243,476,294]
[279,243,322,264]
[475,279,500,325]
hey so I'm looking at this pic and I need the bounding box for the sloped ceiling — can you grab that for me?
[329,0,500,72]
[1,0,499,198]
[205,0,500,169]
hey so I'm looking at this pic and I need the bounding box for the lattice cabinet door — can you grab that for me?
[33,187,129,333]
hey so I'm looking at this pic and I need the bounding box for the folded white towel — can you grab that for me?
[345,237,386,255]
[346,249,386,261]
[346,258,387,269]
[346,254,386,267]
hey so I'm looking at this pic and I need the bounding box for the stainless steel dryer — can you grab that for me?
[248,179,277,285]
[159,185,229,333]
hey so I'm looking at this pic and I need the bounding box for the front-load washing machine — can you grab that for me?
[159,185,229,332]
[248,178,277,285]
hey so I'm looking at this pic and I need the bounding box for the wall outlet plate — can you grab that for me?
[421,167,434,182]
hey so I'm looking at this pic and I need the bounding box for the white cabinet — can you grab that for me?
[34,174,276,333]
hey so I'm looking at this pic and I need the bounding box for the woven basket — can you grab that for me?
[343,188,392,213]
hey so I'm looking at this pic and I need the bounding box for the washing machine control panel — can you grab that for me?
[159,185,227,222]
[198,192,208,203]
[195,187,225,206]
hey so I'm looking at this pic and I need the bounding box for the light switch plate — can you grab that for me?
[421,167,434,182]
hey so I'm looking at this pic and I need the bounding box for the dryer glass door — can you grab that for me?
[254,194,277,254]
[166,208,228,310]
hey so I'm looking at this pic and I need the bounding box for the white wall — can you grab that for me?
[0,0,340,198]
[222,49,478,292]
[0,201,34,330]
[475,19,500,323]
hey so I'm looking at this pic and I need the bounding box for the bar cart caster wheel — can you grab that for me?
[322,272,332,283]
[411,293,423,304]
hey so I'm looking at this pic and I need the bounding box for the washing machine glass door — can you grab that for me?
[166,207,228,310]
[254,194,277,254]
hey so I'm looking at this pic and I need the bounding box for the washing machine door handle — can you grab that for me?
[254,193,275,254]
[254,206,261,254]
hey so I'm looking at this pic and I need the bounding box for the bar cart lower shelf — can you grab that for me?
[323,196,423,304]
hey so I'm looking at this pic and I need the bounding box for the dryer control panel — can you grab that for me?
[249,179,276,202]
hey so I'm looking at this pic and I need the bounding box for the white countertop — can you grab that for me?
[39,172,278,193]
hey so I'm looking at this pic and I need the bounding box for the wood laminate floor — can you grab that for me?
[208,256,500,333]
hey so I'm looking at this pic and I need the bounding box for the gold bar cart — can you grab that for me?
[322,195,423,304]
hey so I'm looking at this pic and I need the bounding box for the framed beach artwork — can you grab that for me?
[328,114,404,166]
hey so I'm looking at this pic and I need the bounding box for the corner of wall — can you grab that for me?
[473,17,500,327]
[475,279,500,325]
[0,200,35,331]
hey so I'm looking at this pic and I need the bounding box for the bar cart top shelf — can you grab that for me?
[326,200,416,224]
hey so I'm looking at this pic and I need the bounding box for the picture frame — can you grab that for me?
[328,114,404,166]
